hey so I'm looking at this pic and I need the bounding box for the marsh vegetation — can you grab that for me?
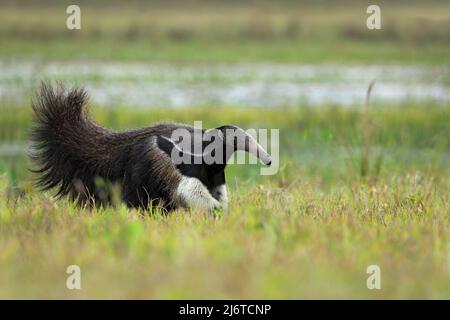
[0,0,448,298]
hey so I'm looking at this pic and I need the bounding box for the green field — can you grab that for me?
[0,0,449,64]
[0,0,449,299]
[1,103,449,298]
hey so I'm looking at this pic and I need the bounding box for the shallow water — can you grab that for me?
[1,60,449,108]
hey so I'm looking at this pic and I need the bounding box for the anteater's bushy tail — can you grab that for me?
[29,82,126,202]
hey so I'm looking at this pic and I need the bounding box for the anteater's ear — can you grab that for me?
[156,135,177,156]
[216,125,272,166]
[156,135,203,164]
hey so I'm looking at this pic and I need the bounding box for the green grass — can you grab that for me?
[0,0,449,64]
[1,103,449,182]
[0,103,449,298]
[0,173,448,299]
[2,38,448,65]
[0,0,449,299]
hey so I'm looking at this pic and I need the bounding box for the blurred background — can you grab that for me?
[0,0,448,184]
[0,0,449,299]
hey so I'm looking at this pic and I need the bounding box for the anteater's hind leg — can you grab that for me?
[70,178,111,208]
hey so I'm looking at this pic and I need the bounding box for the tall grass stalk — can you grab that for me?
[360,80,383,181]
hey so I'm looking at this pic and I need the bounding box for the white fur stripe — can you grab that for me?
[176,177,223,211]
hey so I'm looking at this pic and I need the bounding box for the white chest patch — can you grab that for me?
[176,177,227,211]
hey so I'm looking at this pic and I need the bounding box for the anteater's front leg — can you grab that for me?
[176,177,223,211]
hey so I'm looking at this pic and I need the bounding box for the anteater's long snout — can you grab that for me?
[219,125,272,166]
[249,137,272,166]
[259,151,272,166]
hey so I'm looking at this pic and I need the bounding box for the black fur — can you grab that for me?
[29,82,190,210]
[29,82,270,211]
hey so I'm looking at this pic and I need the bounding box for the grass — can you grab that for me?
[0,0,449,300]
[0,102,449,298]
[3,38,448,65]
[1,103,449,182]
[0,173,448,299]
